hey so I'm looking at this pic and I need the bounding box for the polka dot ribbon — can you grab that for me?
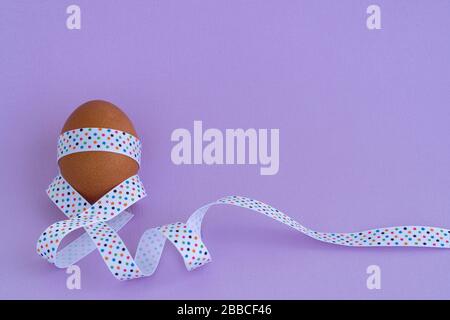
[57,128,141,165]
[37,128,450,281]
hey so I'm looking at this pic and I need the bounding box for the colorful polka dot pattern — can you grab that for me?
[37,127,450,281]
[216,196,450,248]
[37,173,215,280]
[37,174,149,280]
[158,222,212,270]
[57,128,141,165]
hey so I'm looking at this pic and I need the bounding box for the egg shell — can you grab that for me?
[59,100,139,204]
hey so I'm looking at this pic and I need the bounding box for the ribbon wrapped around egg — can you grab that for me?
[37,100,450,281]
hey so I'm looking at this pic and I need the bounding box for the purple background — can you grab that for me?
[1,0,449,299]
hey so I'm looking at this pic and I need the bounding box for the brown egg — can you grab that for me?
[59,100,139,204]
